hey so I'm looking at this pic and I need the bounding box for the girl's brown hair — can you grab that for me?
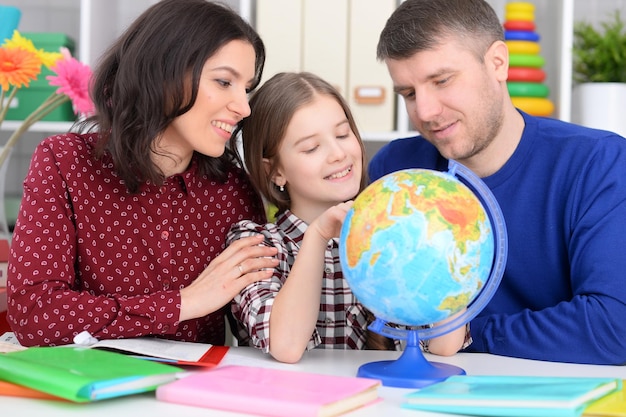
[236,72,394,350]
[236,72,367,215]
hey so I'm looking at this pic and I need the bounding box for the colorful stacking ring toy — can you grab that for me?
[505,30,540,42]
[511,97,554,117]
[505,10,534,22]
[503,20,535,32]
[505,2,551,117]
[505,2,535,22]
[508,67,546,82]
[505,2,535,12]
[507,82,550,98]
[509,54,545,68]
[506,41,541,55]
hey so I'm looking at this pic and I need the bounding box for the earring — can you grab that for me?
[279,185,285,192]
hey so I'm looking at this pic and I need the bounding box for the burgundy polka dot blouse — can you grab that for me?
[6,133,265,347]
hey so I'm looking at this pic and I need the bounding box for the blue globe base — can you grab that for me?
[340,164,509,389]
[357,333,465,388]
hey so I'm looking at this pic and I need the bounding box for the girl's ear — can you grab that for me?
[262,158,272,176]
[263,158,286,188]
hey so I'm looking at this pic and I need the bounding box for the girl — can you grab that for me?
[227,72,467,363]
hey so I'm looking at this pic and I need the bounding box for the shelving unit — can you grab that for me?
[248,0,576,143]
[2,0,624,146]
[0,0,209,136]
[0,0,622,231]
[1,121,74,133]
[2,0,624,139]
[0,0,577,141]
[0,0,122,135]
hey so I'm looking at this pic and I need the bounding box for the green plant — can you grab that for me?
[573,10,626,84]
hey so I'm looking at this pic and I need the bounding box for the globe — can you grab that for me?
[339,161,508,388]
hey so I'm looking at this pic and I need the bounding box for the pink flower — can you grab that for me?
[46,47,94,117]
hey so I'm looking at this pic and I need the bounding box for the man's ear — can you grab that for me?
[487,40,509,82]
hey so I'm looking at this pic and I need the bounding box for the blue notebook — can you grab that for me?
[403,375,621,417]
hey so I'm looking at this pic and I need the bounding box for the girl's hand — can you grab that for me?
[179,234,278,321]
[309,201,354,243]
[425,309,468,356]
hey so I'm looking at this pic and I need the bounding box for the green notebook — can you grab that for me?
[403,375,622,417]
[0,346,183,402]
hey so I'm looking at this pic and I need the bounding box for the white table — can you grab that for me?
[3,347,625,416]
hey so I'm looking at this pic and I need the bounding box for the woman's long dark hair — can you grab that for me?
[81,0,265,193]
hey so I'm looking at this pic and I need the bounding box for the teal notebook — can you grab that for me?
[403,375,622,417]
[0,346,183,402]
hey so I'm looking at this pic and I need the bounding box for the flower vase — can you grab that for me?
[0,146,13,242]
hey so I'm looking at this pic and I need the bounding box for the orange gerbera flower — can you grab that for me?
[0,46,42,91]
[3,30,62,69]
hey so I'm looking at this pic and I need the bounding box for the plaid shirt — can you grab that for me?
[226,210,370,352]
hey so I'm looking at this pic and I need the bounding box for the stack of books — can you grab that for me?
[0,346,183,402]
[0,337,382,416]
[402,374,624,417]
[0,336,229,402]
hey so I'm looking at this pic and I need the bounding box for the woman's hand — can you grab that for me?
[179,234,278,321]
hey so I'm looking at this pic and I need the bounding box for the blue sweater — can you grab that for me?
[369,112,626,365]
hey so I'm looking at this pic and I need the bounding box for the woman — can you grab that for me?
[7,0,278,347]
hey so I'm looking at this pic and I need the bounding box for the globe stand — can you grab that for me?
[340,162,509,389]
[357,329,465,389]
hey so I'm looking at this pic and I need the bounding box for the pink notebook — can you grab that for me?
[156,365,381,417]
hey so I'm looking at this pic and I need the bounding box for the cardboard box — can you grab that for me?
[5,32,76,122]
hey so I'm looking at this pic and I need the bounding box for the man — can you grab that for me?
[370,0,626,365]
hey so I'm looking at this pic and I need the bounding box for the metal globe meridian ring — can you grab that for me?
[338,160,508,388]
